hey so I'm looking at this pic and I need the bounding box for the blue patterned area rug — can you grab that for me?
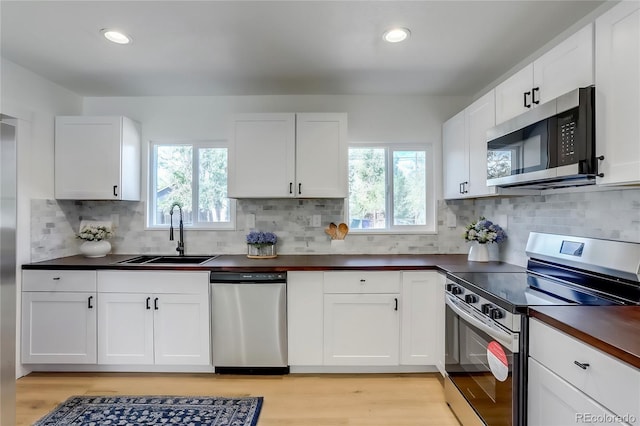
[33,395,263,426]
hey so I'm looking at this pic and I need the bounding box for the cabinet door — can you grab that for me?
[21,292,97,364]
[295,113,348,198]
[400,272,439,366]
[528,358,625,426]
[287,271,324,366]
[228,113,296,198]
[442,110,468,199]
[55,116,122,200]
[495,64,533,124]
[596,1,640,185]
[533,24,594,106]
[153,294,210,365]
[98,292,154,365]
[323,293,399,366]
[466,90,497,198]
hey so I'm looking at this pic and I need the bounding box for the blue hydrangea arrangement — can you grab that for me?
[246,231,277,246]
[463,217,506,244]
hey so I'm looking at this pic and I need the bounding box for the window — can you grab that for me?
[148,140,235,229]
[347,144,435,233]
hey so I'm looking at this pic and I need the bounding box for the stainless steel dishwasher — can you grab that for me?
[210,272,288,374]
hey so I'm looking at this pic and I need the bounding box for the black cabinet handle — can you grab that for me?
[113,185,118,197]
[146,297,151,310]
[87,296,93,309]
[532,87,540,105]
[52,277,61,281]
[154,297,159,310]
[574,361,590,370]
[289,182,293,194]
[394,298,398,311]
[523,91,532,108]
[298,183,302,195]
[359,279,366,283]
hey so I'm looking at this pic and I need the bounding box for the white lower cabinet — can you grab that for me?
[22,291,97,364]
[528,358,624,426]
[288,270,442,370]
[21,270,97,364]
[287,271,324,366]
[323,293,400,366]
[97,271,210,366]
[528,318,639,426]
[400,271,442,365]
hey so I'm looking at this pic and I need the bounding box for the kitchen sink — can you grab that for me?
[118,255,218,265]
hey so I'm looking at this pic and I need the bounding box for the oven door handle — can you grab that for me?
[446,295,518,352]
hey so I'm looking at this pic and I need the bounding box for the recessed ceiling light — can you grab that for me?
[383,28,410,43]
[100,28,132,45]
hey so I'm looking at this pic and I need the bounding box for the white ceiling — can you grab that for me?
[0,1,605,97]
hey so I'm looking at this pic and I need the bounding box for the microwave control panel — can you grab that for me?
[558,116,577,165]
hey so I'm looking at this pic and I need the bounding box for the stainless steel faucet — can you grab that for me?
[169,202,185,256]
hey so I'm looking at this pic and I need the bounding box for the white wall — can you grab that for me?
[1,57,83,377]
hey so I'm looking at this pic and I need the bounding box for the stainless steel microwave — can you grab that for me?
[486,86,596,189]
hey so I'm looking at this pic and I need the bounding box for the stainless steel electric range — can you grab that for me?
[444,232,640,426]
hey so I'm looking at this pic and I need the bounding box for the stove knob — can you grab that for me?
[452,286,464,295]
[465,294,478,304]
[481,303,493,315]
[446,283,454,292]
[490,308,504,320]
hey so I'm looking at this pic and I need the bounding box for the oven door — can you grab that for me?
[445,294,521,426]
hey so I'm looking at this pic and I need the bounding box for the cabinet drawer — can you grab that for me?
[323,271,400,294]
[22,270,97,292]
[529,318,640,424]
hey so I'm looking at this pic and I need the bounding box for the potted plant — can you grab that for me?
[77,224,114,257]
[463,217,506,262]
[246,231,278,259]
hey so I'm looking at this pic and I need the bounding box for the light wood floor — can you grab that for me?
[16,372,460,426]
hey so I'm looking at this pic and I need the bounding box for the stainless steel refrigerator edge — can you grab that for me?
[0,119,17,426]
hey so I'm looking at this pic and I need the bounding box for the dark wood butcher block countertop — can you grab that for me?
[529,306,640,369]
[22,253,526,273]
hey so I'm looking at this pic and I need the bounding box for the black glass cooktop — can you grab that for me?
[447,272,619,312]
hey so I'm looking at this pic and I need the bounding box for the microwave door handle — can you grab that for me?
[445,295,518,352]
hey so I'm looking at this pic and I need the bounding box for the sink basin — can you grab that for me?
[118,255,218,265]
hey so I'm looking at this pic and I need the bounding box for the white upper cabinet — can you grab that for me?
[228,113,347,198]
[595,1,640,186]
[443,91,497,199]
[228,113,296,198]
[465,91,497,198]
[55,116,141,200]
[442,110,467,199]
[496,23,594,124]
[295,113,348,198]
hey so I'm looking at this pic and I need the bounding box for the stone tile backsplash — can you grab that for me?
[30,187,640,266]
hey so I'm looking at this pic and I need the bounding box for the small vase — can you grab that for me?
[80,240,111,258]
[468,242,489,262]
[247,244,277,259]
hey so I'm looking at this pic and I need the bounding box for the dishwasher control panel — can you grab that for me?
[209,271,287,283]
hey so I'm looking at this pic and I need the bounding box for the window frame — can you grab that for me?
[147,139,236,230]
[346,142,436,234]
